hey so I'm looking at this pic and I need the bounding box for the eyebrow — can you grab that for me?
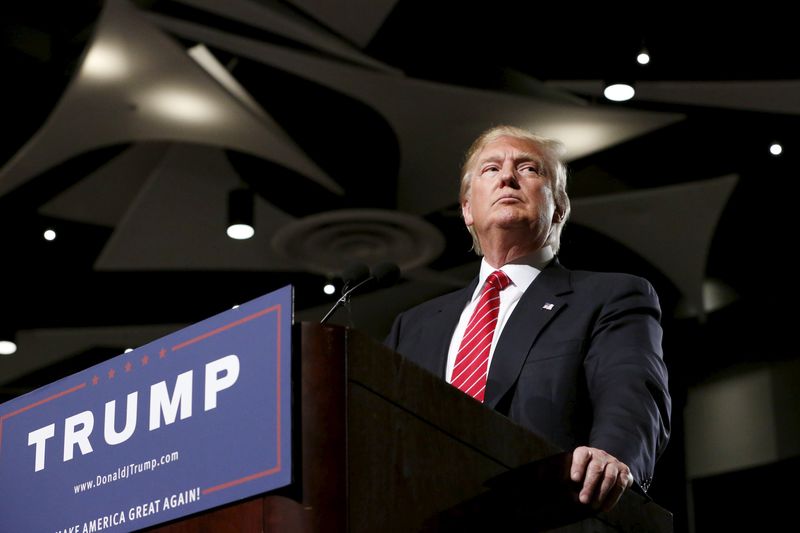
[477,151,544,167]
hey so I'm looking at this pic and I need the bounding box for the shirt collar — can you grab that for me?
[474,246,555,300]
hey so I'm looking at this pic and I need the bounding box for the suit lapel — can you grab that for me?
[484,260,573,409]
[420,278,478,378]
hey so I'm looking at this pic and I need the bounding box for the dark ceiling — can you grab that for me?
[1,2,798,526]
[2,1,797,360]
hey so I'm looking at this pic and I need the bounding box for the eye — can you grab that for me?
[481,165,499,176]
[519,163,544,176]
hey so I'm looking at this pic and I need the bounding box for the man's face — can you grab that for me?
[462,136,558,251]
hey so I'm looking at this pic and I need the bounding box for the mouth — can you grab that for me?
[494,195,522,205]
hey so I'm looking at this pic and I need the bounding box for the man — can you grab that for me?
[385,125,671,512]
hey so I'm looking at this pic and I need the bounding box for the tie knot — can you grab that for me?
[487,270,510,291]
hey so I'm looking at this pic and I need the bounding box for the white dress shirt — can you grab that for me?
[445,246,555,383]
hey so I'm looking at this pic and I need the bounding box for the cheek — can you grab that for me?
[534,185,556,214]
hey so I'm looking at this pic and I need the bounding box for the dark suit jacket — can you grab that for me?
[384,259,671,491]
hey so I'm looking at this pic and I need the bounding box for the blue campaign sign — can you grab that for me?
[0,285,292,533]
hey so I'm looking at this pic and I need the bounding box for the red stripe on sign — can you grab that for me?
[171,304,282,352]
[0,382,86,457]
[201,304,285,494]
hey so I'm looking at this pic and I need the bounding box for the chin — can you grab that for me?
[493,211,529,227]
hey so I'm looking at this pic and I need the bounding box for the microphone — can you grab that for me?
[370,261,401,289]
[340,263,370,294]
[320,262,401,325]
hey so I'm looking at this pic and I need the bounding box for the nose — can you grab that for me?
[498,161,519,188]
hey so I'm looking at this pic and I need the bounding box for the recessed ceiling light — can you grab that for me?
[227,189,254,240]
[44,229,56,241]
[226,223,255,240]
[603,82,635,102]
[770,143,783,155]
[0,340,17,356]
[323,283,336,295]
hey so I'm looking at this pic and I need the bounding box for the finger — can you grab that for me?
[571,447,591,482]
[595,463,628,506]
[599,470,632,513]
[596,464,620,504]
[579,457,606,505]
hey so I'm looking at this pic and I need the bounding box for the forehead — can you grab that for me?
[475,136,543,161]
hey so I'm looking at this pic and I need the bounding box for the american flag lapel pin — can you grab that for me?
[542,302,554,311]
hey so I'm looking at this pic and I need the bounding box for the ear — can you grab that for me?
[552,201,564,223]
[462,197,473,227]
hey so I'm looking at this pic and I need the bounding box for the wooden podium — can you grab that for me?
[148,323,672,532]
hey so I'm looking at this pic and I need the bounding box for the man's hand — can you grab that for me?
[570,446,634,512]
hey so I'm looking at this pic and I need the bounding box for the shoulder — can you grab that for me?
[396,285,473,322]
[384,283,473,352]
[570,269,658,296]
[552,262,661,311]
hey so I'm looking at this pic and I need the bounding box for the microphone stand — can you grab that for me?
[320,276,375,325]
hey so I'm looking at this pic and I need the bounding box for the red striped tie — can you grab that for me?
[451,270,511,402]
